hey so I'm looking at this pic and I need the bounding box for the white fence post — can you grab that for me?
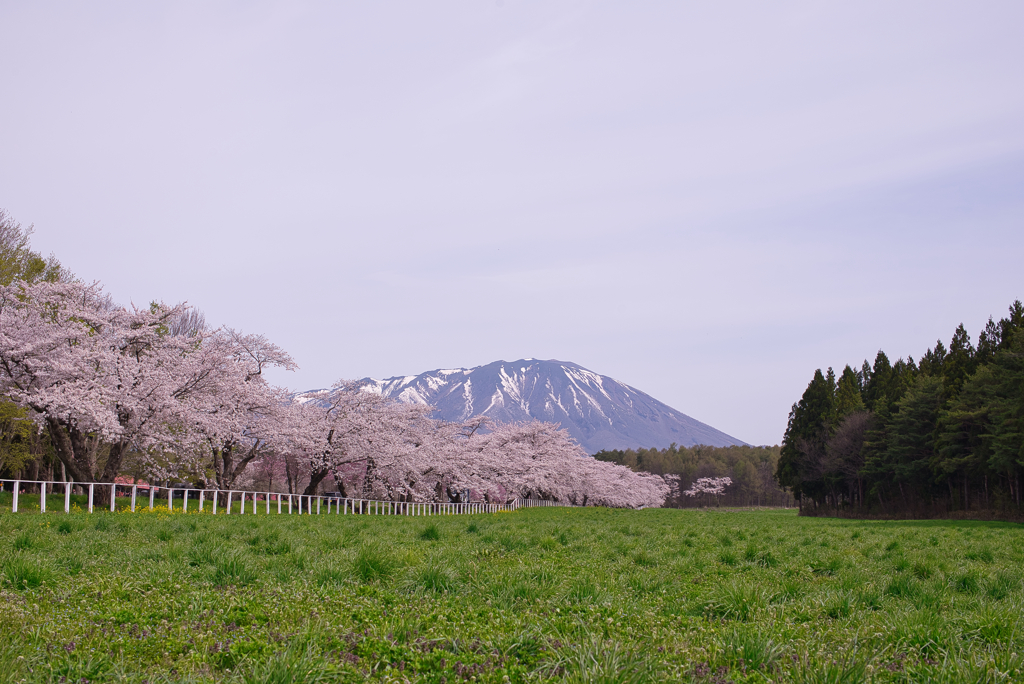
[40,482,46,513]
[199,490,205,512]
[183,490,189,513]
[277,494,282,514]
[288,495,292,514]
[148,486,154,511]
[130,485,137,512]
[64,482,71,513]
[212,490,218,515]
[226,491,233,514]
[12,481,19,513]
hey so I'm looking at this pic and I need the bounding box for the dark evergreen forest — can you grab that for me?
[594,444,795,508]
[776,300,1024,519]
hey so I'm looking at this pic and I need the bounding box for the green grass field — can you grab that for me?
[0,505,1021,683]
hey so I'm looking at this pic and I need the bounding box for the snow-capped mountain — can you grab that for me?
[337,359,745,453]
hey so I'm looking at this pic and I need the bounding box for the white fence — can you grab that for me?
[0,479,573,517]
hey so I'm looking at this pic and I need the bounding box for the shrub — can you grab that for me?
[419,524,440,541]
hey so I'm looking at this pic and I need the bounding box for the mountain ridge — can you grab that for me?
[312,359,745,453]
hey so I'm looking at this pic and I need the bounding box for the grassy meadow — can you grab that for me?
[0,502,1022,683]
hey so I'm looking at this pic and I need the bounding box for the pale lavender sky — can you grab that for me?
[2,2,1022,446]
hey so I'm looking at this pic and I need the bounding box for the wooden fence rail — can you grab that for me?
[0,479,573,517]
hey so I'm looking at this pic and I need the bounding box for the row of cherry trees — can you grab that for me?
[0,279,667,508]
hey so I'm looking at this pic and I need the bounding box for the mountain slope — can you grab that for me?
[353,359,745,453]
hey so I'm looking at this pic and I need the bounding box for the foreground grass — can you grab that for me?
[0,507,1022,683]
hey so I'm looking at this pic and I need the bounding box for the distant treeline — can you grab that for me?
[777,300,1024,519]
[593,444,795,508]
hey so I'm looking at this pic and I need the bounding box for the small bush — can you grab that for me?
[419,524,440,541]
[56,519,74,535]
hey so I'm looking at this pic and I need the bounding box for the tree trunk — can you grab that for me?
[45,418,94,483]
[361,457,377,499]
[99,439,129,483]
[227,442,261,488]
[303,467,330,496]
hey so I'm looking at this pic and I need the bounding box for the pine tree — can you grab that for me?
[942,324,976,402]
[835,365,865,418]
[777,369,835,503]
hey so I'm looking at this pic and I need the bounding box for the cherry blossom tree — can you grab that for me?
[683,476,733,506]
[0,280,194,482]
[178,329,297,489]
[275,381,435,497]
